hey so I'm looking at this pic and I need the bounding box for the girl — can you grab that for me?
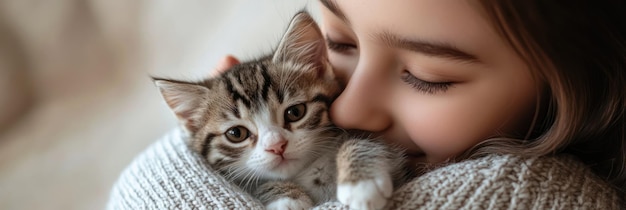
[109,0,625,208]
[317,0,626,194]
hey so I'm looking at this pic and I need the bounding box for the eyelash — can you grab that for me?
[326,37,356,53]
[400,71,452,94]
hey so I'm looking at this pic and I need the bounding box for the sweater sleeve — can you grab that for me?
[314,154,622,210]
[106,128,263,210]
[107,128,621,209]
[384,154,622,209]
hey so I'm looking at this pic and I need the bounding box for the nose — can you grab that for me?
[265,138,287,155]
[330,60,392,132]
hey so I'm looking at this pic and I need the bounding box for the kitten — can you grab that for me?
[153,12,406,210]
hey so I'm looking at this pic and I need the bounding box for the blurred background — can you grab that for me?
[0,0,316,209]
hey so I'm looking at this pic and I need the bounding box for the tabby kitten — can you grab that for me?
[154,12,406,210]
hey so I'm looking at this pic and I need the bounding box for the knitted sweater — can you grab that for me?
[107,128,622,209]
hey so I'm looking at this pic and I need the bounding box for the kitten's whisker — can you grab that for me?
[242,169,261,191]
[226,168,242,180]
[226,166,252,183]
[242,168,260,191]
[252,171,262,190]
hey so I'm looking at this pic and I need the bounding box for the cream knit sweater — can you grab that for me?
[107,128,622,209]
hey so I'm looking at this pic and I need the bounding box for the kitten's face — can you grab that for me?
[155,12,340,180]
[203,61,339,180]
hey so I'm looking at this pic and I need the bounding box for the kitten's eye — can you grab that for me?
[225,126,250,143]
[285,104,306,122]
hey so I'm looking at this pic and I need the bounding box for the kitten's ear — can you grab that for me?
[273,12,333,79]
[153,78,209,133]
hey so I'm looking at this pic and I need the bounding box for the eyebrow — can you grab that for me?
[376,31,480,63]
[320,0,479,64]
[319,0,349,24]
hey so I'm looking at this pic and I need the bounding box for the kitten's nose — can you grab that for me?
[265,139,287,156]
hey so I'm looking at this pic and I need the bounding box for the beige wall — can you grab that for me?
[0,1,313,209]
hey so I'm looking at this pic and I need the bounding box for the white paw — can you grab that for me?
[337,174,392,210]
[266,197,312,210]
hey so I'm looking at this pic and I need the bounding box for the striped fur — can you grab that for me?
[154,12,407,208]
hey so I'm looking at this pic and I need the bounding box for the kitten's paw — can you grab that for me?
[337,174,392,210]
[266,197,313,210]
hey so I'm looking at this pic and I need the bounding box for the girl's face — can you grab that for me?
[320,0,538,164]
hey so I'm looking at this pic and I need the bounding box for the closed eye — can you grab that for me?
[401,71,452,94]
[326,37,356,53]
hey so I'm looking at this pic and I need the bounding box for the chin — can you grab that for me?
[255,159,303,180]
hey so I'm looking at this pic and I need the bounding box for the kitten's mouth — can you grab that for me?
[270,155,297,169]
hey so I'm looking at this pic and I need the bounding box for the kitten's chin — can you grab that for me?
[258,157,308,179]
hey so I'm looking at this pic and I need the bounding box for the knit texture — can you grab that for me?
[107,128,623,209]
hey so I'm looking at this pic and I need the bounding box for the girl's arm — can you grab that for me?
[106,128,263,209]
[107,128,621,209]
[317,154,622,209]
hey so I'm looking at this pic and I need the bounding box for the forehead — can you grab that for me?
[218,61,334,108]
[321,0,515,67]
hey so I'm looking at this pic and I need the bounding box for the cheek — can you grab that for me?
[398,83,536,162]
[400,102,489,162]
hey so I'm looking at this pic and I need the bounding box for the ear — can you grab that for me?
[153,78,210,133]
[273,11,333,79]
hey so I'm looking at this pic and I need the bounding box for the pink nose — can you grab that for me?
[265,140,287,155]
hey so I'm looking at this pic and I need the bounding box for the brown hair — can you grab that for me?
[465,0,626,196]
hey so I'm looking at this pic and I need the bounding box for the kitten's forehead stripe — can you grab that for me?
[250,65,270,109]
[236,74,244,88]
[201,133,218,157]
[242,69,258,105]
[259,64,271,102]
[225,76,252,108]
[276,88,285,104]
[231,106,241,119]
